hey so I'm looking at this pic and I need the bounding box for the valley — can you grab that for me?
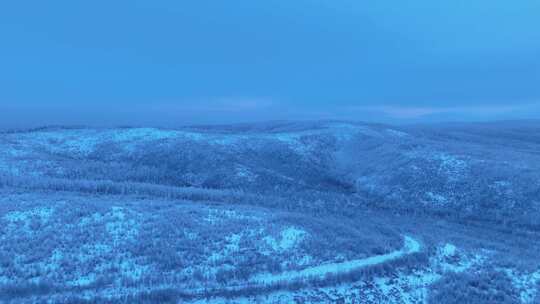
[1,121,539,303]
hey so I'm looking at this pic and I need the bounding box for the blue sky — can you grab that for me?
[1,1,539,127]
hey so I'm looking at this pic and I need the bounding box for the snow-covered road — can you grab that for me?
[251,235,421,285]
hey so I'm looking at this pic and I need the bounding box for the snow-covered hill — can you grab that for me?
[1,121,539,227]
[1,121,540,303]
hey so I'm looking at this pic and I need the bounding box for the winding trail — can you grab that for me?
[184,235,423,302]
[250,235,421,286]
[17,235,422,302]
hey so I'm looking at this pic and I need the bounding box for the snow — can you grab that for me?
[374,270,441,303]
[235,165,257,182]
[502,269,540,303]
[433,152,468,181]
[119,256,148,281]
[432,242,485,273]
[441,243,457,257]
[105,207,140,244]
[298,255,314,266]
[77,243,112,263]
[373,243,485,304]
[253,236,420,285]
[4,206,53,223]
[208,233,243,262]
[204,208,259,225]
[69,273,97,287]
[68,252,149,287]
[263,227,307,253]
[386,129,409,138]
[425,192,448,206]
[190,240,482,304]
[79,212,105,226]
[184,229,199,240]
[78,208,141,244]
[0,275,11,285]
[111,128,180,142]
[226,233,242,252]
[110,128,195,152]
[42,249,64,272]
[353,125,383,138]
[207,240,486,304]
[3,207,54,234]
[19,129,101,155]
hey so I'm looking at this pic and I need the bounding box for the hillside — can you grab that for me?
[1,121,539,226]
[1,121,539,303]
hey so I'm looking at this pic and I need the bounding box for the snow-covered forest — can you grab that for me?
[1,121,539,303]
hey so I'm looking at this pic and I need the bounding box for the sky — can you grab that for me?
[1,1,540,128]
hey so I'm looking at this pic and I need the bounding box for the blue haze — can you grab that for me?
[1,1,540,127]
[1,2,540,302]
[1,121,539,302]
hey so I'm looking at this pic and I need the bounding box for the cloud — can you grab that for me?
[201,97,275,112]
[347,102,540,120]
[150,97,275,113]
[3,98,540,130]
